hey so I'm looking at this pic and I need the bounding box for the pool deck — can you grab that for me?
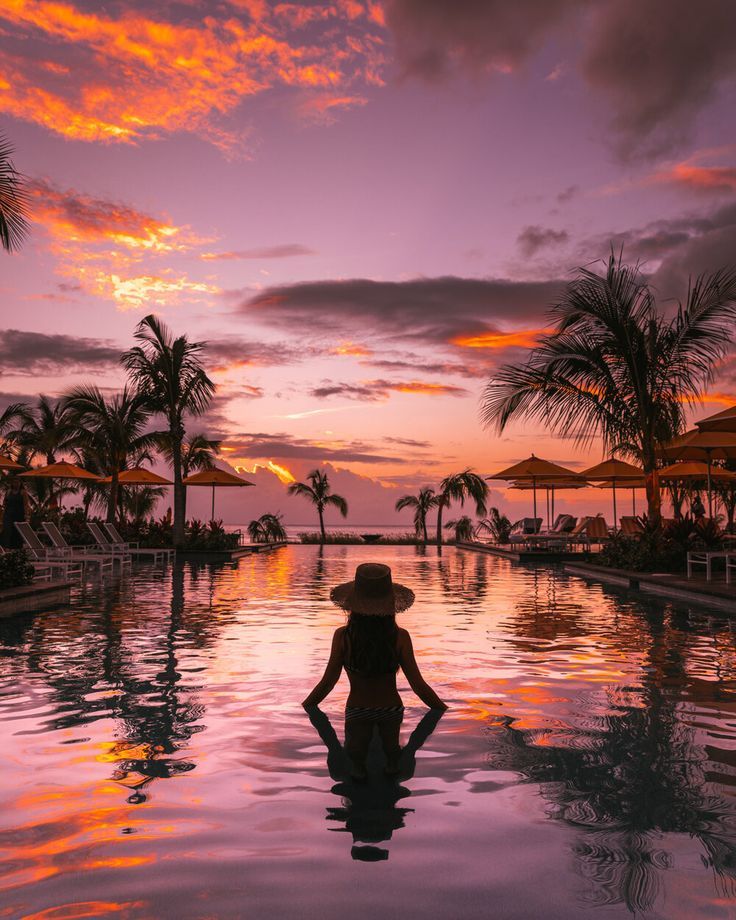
[564,561,736,614]
[456,540,594,563]
[0,579,74,618]
[177,541,287,562]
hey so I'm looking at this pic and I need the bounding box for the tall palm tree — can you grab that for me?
[287,469,348,543]
[395,487,437,543]
[157,433,220,521]
[0,132,28,253]
[435,469,488,545]
[121,315,215,547]
[64,385,156,522]
[481,254,736,526]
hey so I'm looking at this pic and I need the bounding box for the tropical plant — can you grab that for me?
[185,518,239,551]
[444,515,474,542]
[157,432,219,521]
[0,549,33,588]
[121,315,216,547]
[247,512,287,543]
[0,401,31,455]
[481,254,736,527]
[395,487,438,542]
[0,132,28,253]
[435,469,488,545]
[287,469,348,543]
[12,395,74,464]
[665,479,689,519]
[477,507,512,544]
[63,385,156,522]
[715,460,736,533]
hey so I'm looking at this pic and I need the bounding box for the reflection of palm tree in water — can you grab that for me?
[486,606,736,914]
[306,707,443,862]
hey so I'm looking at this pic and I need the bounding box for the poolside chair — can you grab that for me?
[508,517,543,545]
[103,522,174,564]
[585,516,610,545]
[619,516,644,537]
[41,522,113,576]
[14,523,84,581]
[86,522,132,568]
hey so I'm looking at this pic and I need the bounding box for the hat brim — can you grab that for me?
[330,581,415,616]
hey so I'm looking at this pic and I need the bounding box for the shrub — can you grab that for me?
[0,549,34,589]
[599,515,725,573]
[184,519,240,551]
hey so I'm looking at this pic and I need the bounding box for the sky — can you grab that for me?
[2,0,736,525]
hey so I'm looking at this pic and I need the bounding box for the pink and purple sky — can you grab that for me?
[3,0,736,524]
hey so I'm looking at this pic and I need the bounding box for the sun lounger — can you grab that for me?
[86,522,132,568]
[619,516,644,536]
[687,550,736,581]
[508,517,542,545]
[14,523,84,580]
[103,523,174,563]
[41,522,113,576]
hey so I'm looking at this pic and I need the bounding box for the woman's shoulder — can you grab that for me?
[333,625,346,638]
[396,626,411,643]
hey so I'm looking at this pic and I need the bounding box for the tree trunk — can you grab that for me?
[422,513,428,544]
[644,463,661,528]
[318,504,326,543]
[171,423,185,549]
[436,497,446,545]
[107,470,119,523]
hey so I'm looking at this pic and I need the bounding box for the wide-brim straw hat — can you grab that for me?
[330,562,415,616]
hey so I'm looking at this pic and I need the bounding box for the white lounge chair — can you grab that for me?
[41,522,113,576]
[86,522,132,568]
[103,522,174,564]
[14,523,84,581]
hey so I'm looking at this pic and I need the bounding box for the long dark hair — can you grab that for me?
[344,612,399,677]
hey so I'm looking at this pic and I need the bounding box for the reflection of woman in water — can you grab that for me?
[302,562,447,780]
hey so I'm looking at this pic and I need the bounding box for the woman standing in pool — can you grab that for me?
[302,562,447,778]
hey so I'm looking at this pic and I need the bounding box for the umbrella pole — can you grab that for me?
[211,485,215,521]
[707,456,713,519]
[612,481,617,532]
[632,488,636,516]
[552,487,556,524]
[546,487,550,531]
[533,480,537,524]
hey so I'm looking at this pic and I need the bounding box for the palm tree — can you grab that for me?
[444,515,474,542]
[157,433,220,522]
[121,315,215,547]
[287,469,348,543]
[64,385,156,522]
[247,512,287,543]
[477,507,512,544]
[481,254,736,526]
[0,401,31,455]
[395,487,437,543]
[13,395,74,464]
[0,132,28,253]
[435,469,488,545]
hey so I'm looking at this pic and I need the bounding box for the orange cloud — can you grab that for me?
[452,329,544,349]
[389,381,466,396]
[73,269,219,311]
[0,0,386,149]
[663,163,736,192]
[330,341,373,357]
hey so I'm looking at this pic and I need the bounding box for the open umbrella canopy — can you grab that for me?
[20,461,102,481]
[510,480,586,490]
[581,458,643,481]
[101,467,173,485]
[659,461,736,482]
[659,428,736,461]
[0,454,24,470]
[183,469,254,487]
[487,455,580,482]
[695,405,736,433]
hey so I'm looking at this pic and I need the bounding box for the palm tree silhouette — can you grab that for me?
[288,469,348,543]
[157,433,220,521]
[64,384,156,522]
[444,515,474,543]
[12,395,74,465]
[395,487,437,543]
[122,315,215,547]
[435,469,488,546]
[0,132,28,253]
[247,512,287,543]
[481,253,736,526]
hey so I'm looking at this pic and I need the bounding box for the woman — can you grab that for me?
[2,478,29,549]
[302,562,447,779]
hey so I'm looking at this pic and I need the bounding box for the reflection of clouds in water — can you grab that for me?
[306,707,443,861]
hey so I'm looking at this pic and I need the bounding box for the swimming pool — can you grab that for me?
[1,545,735,919]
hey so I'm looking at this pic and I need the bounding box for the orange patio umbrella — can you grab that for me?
[0,454,24,471]
[581,458,644,531]
[659,461,736,482]
[20,461,102,513]
[695,405,736,433]
[659,429,736,516]
[101,467,174,485]
[488,455,582,521]
[182,468,254,520]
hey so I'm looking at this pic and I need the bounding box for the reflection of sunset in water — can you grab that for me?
[1,546,736,918]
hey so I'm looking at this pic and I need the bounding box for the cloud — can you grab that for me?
[656,163,736,194]
[0,0,385,151]
[201,243,316,261]
[383,436,431,448]
[0,329,121,376]
[203,337,308,371]
[517,225,570,257]
[310,379,469,400]
[220,432,408,464]
[556,185,579,204]
[241,275,565,345]
[364,356,488,378]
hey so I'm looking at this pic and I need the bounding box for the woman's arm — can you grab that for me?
[302,627,345,708]
[398,629,448,710]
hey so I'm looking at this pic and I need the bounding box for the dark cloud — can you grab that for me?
[556,185,579,204]
[517,225,570,257]
[221,432,408,465]
[383,436,431,448]
[365,357,488,378]
[203,337,312,369]
[201,244,316,261]
[0,391,36,415]
[384,0,579,81]
[0,329,121,376]
[241,276,564,344]
[310,379,469,400]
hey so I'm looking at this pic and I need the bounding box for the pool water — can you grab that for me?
[1,545,736,919]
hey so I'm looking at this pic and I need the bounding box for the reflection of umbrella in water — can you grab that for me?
[182,468,254,520]
[487,455,581,522]
[659,429,736,517]
[581,458,644,532]
[509,479,586,530]
[20,461,102,510]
